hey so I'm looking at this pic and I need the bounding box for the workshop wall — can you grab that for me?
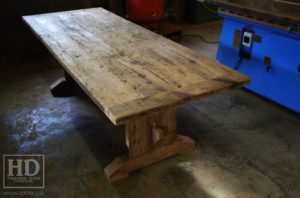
[0,0,108,67]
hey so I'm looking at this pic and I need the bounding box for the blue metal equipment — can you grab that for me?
[217,14,300,113]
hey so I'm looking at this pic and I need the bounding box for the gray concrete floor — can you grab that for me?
[1,21,300,198]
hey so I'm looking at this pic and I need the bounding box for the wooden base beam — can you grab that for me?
[104,135,196,184]
[50,71,83,97]
[104,107,196,184]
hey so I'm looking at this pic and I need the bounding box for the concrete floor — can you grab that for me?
[1,21,300,198]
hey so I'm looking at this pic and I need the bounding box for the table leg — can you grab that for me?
[104,107,196,184]
[50,71,80,97]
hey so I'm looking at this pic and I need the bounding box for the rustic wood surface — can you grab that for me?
[125,106,177,158]
[23,8,250,125]
[104,134,196,184]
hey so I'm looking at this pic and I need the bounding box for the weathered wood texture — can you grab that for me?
[104,106,193,184]
[212,0,300,23]
[104,135,196,184]
[126,107,177,158]
[23,8,249,125]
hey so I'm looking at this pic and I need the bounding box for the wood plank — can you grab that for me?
[108,72,249,124]
[126,115,153,158]
[23,8,250,125]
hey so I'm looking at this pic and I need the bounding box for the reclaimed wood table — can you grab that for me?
[23,8,250,184]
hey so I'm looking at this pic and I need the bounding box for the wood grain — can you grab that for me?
[104,135,196,184]
[23,8,250,125]
[125,106,177,158]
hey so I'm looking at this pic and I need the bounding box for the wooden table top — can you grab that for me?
[23,8,250,125]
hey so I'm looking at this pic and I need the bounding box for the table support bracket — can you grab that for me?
[50,71,82,97]
[104,106,196,184]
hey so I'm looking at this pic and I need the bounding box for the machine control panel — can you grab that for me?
[242,32,253,47]
[239,30,255,59]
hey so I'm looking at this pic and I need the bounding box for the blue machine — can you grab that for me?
[217,14,300,113]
